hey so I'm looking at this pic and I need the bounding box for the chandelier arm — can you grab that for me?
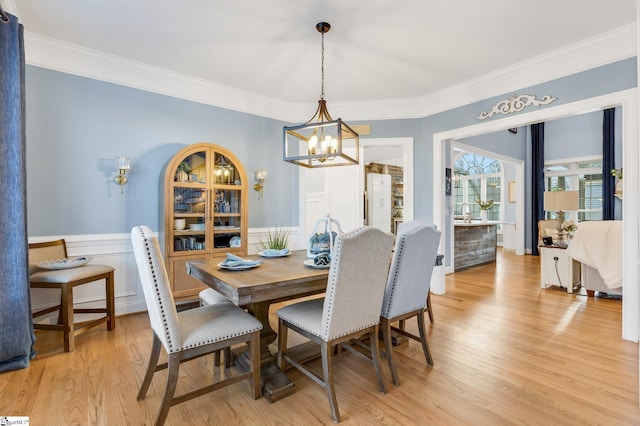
[318,100,333,121]
[303,101,324,126]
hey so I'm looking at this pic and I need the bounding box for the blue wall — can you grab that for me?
[545,107,623,162]
[26,67,298,235]
[25,57,636,237]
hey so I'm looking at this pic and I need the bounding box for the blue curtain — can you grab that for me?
[531,123,545,256]
[0,12,35,372]
[602,108,615,220]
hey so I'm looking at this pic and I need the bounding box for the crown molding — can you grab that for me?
[335,23,637,121]
[24,32,303,121]
[24,23,637,122]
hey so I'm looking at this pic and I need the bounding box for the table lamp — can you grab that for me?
[543,190,579,246]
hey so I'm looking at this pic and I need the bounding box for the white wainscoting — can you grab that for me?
[29,226,302,318]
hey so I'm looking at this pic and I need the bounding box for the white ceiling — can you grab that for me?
[5,0,638,112]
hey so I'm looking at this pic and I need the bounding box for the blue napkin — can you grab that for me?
[220,253,261,268]
[262,248,289,256]
[314,253,331,266]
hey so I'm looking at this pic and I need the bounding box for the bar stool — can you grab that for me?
[29,239,115,352]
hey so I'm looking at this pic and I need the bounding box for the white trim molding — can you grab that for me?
[28,227,302,319]
[23,24,636,122]
[477,94,557,120]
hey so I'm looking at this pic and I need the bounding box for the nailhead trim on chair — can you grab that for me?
[138,226,176,352]
[137,226,261,353]
[321,229,342,339]
[283,315,373,340]
[180,324,262,350]
[320,227,378,341]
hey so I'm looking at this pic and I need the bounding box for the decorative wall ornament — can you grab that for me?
[477,94,557,120]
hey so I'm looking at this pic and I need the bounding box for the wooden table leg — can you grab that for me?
[234,300,296,402]
[106,271,115,331]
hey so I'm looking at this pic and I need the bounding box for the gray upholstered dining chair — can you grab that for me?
[397,220,438,323]
[199,288,234,367]
[380,220,441,386]
[131,226,262,426]
[199,288,233,366]
[199,287,230,306]
[276,226,394,423]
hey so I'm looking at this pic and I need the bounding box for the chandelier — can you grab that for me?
[283,22,359,168]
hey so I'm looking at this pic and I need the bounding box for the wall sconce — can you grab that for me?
[114,157,131,193]
[254,169,267,199]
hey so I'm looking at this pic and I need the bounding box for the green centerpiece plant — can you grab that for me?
[260,227,289,251]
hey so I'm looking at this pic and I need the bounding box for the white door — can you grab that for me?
[300,137,414,248]
[303,165,359,241]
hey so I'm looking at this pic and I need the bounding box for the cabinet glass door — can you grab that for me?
[172,150,207,254]
[211,153,243,250]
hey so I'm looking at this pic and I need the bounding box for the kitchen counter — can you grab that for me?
[454,222,497,271]
[454,220,501,227]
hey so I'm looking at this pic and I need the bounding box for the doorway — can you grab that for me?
[432,89,638,342]
[299,137,414,243]
[449,141,526,273]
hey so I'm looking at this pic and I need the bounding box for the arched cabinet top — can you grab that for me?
[163,142,249,299]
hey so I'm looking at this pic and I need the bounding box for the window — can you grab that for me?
[453,153,502,224]
[544,157,602,222]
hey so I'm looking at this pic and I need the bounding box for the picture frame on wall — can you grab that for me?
[445,168,452,196]
[508,181,516,202]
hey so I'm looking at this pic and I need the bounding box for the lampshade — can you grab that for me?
[283,22,359,168]
[116,156,131,170]
[544,191,579,211]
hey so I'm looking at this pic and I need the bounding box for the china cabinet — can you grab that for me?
[162,143,248,299]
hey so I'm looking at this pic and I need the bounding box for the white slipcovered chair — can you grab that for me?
[566,220,623,297]
[538,219,560,245]
[380,220,441,385]
[276,227,394,423]
[131,226,262,426]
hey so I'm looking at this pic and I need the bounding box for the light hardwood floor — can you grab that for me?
[2,249,639,425]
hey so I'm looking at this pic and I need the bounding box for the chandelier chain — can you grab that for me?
[320,31,325,100]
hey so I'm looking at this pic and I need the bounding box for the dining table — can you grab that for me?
[186,250,329,402]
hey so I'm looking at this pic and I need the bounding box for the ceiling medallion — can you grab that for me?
[477,94,557,120]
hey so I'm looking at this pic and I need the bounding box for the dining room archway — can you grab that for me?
[432,89,638,343]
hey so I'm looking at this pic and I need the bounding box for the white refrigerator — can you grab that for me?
[367,173,391,232]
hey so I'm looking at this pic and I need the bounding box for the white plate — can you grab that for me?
[35,257,91,270]
[218,261,261,271]
[258,251,291,258]
[230,236,241,248]
[303,259,331,269]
